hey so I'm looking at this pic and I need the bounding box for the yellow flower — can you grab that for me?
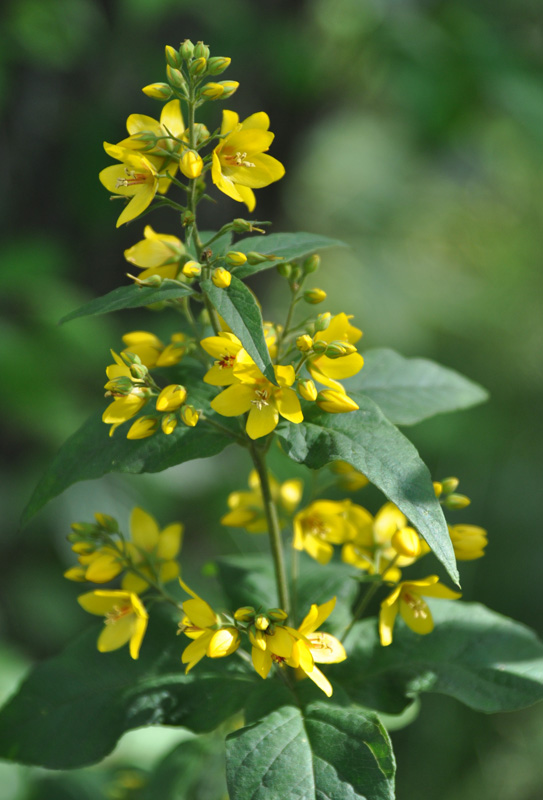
[287,597,346,697]
[124,225,185,281]
[379,576,461,646]
[330,461,369,492]
[121,507,183,594]
[250,623,295,679]
[121,331,188,368]
[99,148,160,227]
[78,590,148,659]
[449,524,487,560]
[293,500,363,564]
[179,580,240,673]
[308,313,364,391]
[102,394,149,438]
[211,355,303,439]
[211,110,285,211]
[316,389,359,414]
[127,415,159,439]
[200,331,246,386]
[221,470,303,533]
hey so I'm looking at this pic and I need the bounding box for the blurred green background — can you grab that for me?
[1,0,543,798]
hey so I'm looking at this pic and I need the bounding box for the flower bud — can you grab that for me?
[315,312,332,332]
[234,606,255,622]
[156,384,187,412]
[255,615,270,631]
[94,513,118,532]
[200,82,224,100]
[441,477,459,495]
[180,149,203,179]
[207,56,231,75]
[128,273,163,287]
[180,39,194,61]
[182,260,202,278]
[166,65,187,92]
[142,82,173,100]
[208,627,240,658]
[444,493,471,510]
[127,416,159,439]
[218,81,239,99]
[433,481,443,498]
[104,376,134,395]
[267,608,288,621]
[449,524,487,560]
[304,288,327,305]
[189,57,207,76]
[316,390,359,414]
[193,41,210,60]
[303,254,321,274]
[296,334,314,353]
[181,405,199,427]
[224,251,247,267]
[165,45,181,68]
[161,413,178,435]
[212,267,232,288]
[246,251,279,265]
[311,340,327,355]
[182,209,195,226]
[298,379,318,402]
[391,528,422,558]
[276,261,292,278]
[129,362,149,380]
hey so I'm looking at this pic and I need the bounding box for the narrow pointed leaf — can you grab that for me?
[226,701,395,800]
[232,232,347,279]
[334,601,543,714]
[0,611,256,768]
[349,348,489,425]
[202,275,276,383]
[59,280,194,324]
[276,396,459,584]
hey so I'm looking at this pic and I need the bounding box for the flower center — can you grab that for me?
[116,168,149,188]
[215,353,236,369]
[402,592,428,619]
[251,389,269,410]
[304,515,330,540]
[225,151,255,168]
[105,604,132,624]
[307,632,334,654]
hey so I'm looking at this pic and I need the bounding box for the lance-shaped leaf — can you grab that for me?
[276,397,459,584]
[232,232,347,279]
[202,275,276,383]
[226,700,395,800]
[22,380,235,525]
[349,348,489,425]
[333,601,543,715]
[59,280,194,324]
[0,611,257,769]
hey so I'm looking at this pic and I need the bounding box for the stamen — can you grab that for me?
[304,515,330,540]
[251,389,269,411]
[105,604,131,625]
[402,592,429,619]
[116,168,148,188]
[307,633,334,654]
[224,151,256,168]
[215,353,236,369]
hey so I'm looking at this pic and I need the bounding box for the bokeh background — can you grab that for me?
[1,0,543,798]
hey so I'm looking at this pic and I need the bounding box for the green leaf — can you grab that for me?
[349,348,489,425]
[226,700,395,800]
[202,275,276,383]
[141,735,227,800]
[232,232,347,279]
[276,396,459,584]
[334,601,543,714]
[216,552,358,632]
[0,611,256,769]
[22,378,234,524]
[59,280,194,324]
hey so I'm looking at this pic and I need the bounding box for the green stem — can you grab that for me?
[276,291,300,362]
[249,441,291,617]
[341,581,381,642]
[200,414,247,445]
[187,79,203,258]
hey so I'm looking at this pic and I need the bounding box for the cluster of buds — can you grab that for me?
[434,477,488,560]
[128,383,199,440]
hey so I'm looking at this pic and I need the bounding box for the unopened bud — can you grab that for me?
[255,615,270,631]
[304,288,327,305]
[212,267,232,288]
[156,384,187,412]
[391,528,422,559]
[325,341,357,359]
[311,340,327,355]
[207,56,231,75]
[182,209,195,226]
[296,335,314,353]
[218,81,239,99]
[127,273,163,287]
[316,390,359,414]
[433,482,443,498]
[276,261,292,278]
[444,493,471,510]
[303,254,321,274]
[246,251,279,265]
[441,477,460,495]
[161,412,178,435]
[104,376,133,395]
[182,260,201,278]
[267,608,288,621]
[165,45,181,69]
[193,41,210,60]
[224,251,247,267]
[232,219,266,234]
[234,606,255,622]
[180,39,194,61]
[127,416,159,440]
[142,82,173,100]
[189,57,207,76]
[94,513,118,532]
[315,312,332,332]
[180,149,203,179]
[200,82,224,100]
[181,405,199,427]
[129,362,149,380]
[298,379,318,402]
[166,65,187,91]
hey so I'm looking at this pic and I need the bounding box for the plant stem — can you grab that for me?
[249,441,291,617]
[341,581,381,642]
